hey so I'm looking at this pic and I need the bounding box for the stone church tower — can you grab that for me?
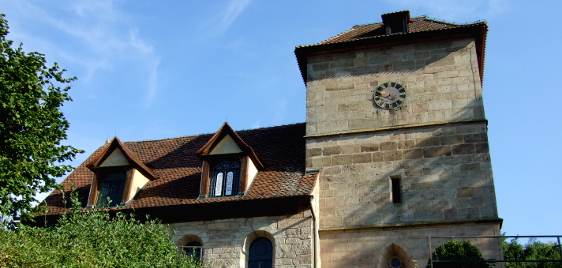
[295,11,502,268]
[39,10,504,268]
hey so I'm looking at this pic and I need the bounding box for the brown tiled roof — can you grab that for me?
[42,123,313,216]
[305,16,485,47]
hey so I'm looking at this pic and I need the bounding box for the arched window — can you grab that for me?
[182,241,203,261]
[209,161,240,197]
[248,237,273,268]
[378,243,412,268]
[97,172,126,206]
[388,257,405,268]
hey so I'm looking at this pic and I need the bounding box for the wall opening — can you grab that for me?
[391,177,402,203]
[177,234,204,261]
[242,231,275,268]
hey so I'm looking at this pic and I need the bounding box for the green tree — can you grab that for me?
[0,14,82,225]
[427,240,491,268]
[503,238,562,268]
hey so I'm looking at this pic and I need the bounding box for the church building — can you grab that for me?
[38,10,503,268]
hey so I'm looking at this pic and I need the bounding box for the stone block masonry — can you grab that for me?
[319,221,503,268]
[306,121,498,230]
[171,209,315,268]
[305,37,484,137]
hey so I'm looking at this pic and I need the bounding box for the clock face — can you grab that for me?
[373,82,406,109]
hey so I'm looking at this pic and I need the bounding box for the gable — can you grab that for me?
[99,148,130,167]
[209,135,243,155]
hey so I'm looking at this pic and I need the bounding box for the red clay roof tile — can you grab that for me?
[42,123,313,215]
[304,15,485,47]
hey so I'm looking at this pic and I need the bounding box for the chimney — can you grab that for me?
[381,10,411,35]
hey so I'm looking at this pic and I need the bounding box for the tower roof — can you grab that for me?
[294,11,488,83]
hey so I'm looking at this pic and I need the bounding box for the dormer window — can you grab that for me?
[86,138,157,208]
[210,161,241,197]
[381,10,411,35]
[197,123,263,199]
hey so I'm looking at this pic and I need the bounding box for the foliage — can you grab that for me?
[0,194,202,267]
[0,14,82,225]
[503,237,562,268]
[427,240,491,268]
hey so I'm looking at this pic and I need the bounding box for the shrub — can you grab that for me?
[503,238,562,268]
[427,240,491,268]
[0,207,202,267]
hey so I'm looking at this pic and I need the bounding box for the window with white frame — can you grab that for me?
[209,161,240,197]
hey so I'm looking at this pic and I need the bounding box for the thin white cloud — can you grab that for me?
[195,0,252,42]
[3,0,162,105]
[70,0,120,21]
[145,57,160,106]
[219,0,252,33]
[128,29,159,106]
[129,29,153,54]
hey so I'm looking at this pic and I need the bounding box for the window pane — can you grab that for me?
[97,172,126,207]
[215,172,223,196]
[209,161,240,197]
[183,241,203,262]
[249,237,272,268]
[225,171,233,195]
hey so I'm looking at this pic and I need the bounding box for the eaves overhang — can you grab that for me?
[29,195,313,226]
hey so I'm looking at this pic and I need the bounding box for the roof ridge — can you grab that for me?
[349,15,429,28]
[315,15,443,46]
[421,16,486,27]
[122,122,306,144]
[236,122,305,133]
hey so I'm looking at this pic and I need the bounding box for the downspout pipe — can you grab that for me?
[310,195,318,268]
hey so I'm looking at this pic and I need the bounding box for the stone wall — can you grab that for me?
[305,37,484,136]
[319,221,503,268]
[170,209,315,268]
[307,122,497,229]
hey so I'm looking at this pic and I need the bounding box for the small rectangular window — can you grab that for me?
[391,177,401,203]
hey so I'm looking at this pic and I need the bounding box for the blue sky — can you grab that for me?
[2,0,561,238]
